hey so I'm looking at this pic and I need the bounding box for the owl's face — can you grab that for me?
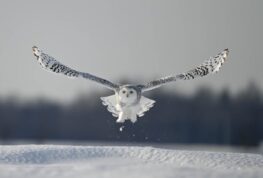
[118,87,138,105]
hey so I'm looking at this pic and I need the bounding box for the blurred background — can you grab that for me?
[0,0,263,152]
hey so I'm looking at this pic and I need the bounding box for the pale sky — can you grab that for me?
[0,0,263,102]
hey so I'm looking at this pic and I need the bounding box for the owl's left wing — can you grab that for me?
[140,49,229,92]
[32,46,119,91]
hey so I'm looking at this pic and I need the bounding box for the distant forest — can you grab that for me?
[0,83,262,146]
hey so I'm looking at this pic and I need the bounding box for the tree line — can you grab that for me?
[0,83,262,146]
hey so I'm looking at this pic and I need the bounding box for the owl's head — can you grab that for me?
[118,86,138,105]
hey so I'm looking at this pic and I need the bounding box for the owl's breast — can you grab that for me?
[118,99,140,109]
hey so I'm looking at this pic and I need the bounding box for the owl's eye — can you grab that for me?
[122,90,126,94]
[130,91,134,94]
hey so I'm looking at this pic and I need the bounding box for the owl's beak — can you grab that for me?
[126,94,129,98]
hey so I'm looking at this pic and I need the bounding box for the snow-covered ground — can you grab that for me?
[0,145,262,178]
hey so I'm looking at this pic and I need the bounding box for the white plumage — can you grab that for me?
[32,46,229,123]
[101,94,155,123]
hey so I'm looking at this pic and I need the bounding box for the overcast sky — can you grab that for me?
[0,0,262,102]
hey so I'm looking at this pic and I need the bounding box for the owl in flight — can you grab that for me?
[32,46,229,123]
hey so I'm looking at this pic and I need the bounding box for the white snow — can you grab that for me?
[0,145,262,178]
[119,126,125,132]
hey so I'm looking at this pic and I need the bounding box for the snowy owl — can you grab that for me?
[32,46,229,123]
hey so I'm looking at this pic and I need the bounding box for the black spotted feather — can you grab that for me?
[141,49,229,92]
[32,46,119,90]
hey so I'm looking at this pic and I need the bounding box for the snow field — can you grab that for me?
[0,145,262,178]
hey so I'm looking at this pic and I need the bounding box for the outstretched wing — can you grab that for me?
[140,49,229,92]
[32,46,119,91]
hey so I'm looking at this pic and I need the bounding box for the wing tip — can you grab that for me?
[32,46,41,57]
[223,48,229,57]
[223,48,229,62]
[213,48,229,73]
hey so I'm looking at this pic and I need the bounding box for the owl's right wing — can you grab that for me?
[140,49,229,92]
[32,46,119,91]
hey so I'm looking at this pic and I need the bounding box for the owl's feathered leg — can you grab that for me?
[116,112,127,123]
[130,114,137,123]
